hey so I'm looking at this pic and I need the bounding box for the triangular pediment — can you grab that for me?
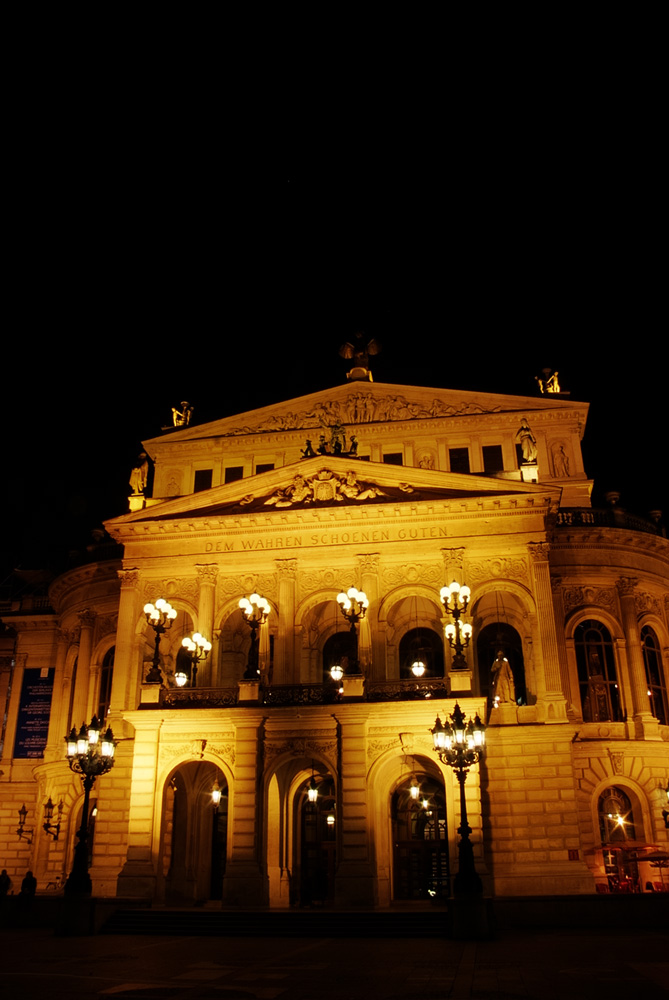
[142,380,582,450]
[109,456,560,528]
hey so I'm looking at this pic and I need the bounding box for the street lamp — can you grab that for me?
[336,587,369,673]
[64,715,117,895]
[440,581,472,670]
[177,632,212,687]
[16,804,33,843]
[239,593,271,679]
[431,703,486,896]
[43,797,63,840]
[143,598,177,684]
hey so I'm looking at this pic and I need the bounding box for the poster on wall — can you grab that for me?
[13,668,55,758]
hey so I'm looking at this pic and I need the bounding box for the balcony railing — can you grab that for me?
[555,508,663,536]
[159,677,449,709]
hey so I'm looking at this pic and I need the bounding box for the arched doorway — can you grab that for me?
[392,774,449,900]
[160,761,228,905]
[598,786,641,892]
[297,775,337,907]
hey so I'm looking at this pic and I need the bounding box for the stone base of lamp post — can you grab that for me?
[341,674,365,698]
[140,683,162,705]
[449,896,492,940]
[448,669,472,694]
[238,678,261,703]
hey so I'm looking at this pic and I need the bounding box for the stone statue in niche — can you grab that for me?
[491,650,516,704]
[516,418,538,463]
[129,453,149,494]
[552,444,570,477]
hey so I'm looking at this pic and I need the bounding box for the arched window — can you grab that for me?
[398,628,444,678]
[476,622,526,704]
[574,621,622,722]
[97,646,115,721]
[322,631,356,683]
[641,626,668,726]
[598,786,640,892]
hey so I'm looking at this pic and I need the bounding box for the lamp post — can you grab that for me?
[177,632,212,687]
[239,593,271,679]
[440,581,472,670]
[431,703,486,896]
[336,587,369,673]
[64,715,116,895]
[143,598,177,684]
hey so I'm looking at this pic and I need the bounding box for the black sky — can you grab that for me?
[4,57,666,584]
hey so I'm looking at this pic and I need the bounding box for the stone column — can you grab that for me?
[616,577,657,739]
[70,610,95,727]
[334,707,375,907]
[45,628,73,757]
[275,559,297,685]
[550,577,573,706]
[110,569,142,734]
[196,564,218,686]
[116,714,161,899]
[222,718,265,906]
[357,553,379,678]
[528,543,567,723]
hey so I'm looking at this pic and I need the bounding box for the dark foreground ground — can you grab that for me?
[1,924,668,1000]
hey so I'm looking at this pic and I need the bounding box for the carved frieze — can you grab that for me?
[225,394,499,437]
[467,557,528,584]
[298,569,347,598]
[142,577,200,607]
[381,562,442,588]
[159,736,235,768]
[219,575,276,601]
[635,591,663,618]
[562,586,616,615]
[263,735,337,770]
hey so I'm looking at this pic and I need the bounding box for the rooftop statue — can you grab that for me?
[535,368,561,394]
[339,332,381,381]
[129,453,149,495]
[172,401,194,427]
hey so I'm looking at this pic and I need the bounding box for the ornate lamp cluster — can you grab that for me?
[177,633,213,688]
[431,702,486,896]
[239,593,271,679]
[332,587,369,678]
[144,598,177,683]
[64,715,117,895]
[440,581,472,669]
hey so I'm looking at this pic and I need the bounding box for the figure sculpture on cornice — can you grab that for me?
[129,453,149,494]
[516,418,538,463]
[339,332,381,380]
[172,401,194,427]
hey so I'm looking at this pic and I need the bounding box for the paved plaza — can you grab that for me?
[1,924,668,1000]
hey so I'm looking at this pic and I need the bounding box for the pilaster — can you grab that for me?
[528,543,567,722]
[195,564,218,686]
[274,559,297,685]
[222,720,265,906]
[617,577,658,739]
[334,707,375,906]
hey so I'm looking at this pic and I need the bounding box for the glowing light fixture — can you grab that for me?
[43,797,63,841]
[144,598,178,684]
[179,632,213,687]
[239,593,271,679]
[336,587,369,674]
[440,581,473,670]
[430,702,486,896]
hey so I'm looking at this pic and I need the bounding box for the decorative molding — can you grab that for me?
[381,562,442,588]
[357,553,380,574]
[468,557,528,584]
[528,542,551,562]
[635,591,663,618]
[225,393,501,437]
[275,559,298,580]
[607,749,625,775]
[562,586,617,615]
[263,736,337,770]
[196,564,219,586]
[616,576,639,598]
[118,569,140,588]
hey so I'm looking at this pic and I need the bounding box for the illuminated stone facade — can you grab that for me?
[1,380,668,904]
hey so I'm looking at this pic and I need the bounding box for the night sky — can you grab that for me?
[4,110,666,586]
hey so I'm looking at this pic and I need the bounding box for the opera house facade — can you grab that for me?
[2,370,668,907]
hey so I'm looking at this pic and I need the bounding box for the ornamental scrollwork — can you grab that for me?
[467,557,528,584]
[562,586,616,615]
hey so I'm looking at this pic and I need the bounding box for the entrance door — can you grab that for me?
[161,761,227,905]
[299,776,336,906]
[393,776,449,900]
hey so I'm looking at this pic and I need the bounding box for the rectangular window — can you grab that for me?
[449,448,470,474]
[255,463,274,475]
[194,469,213,492]
[224,466,244,484]
[383,453,403,466]
[482,445,504,475]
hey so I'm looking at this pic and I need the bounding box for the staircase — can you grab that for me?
[101,906,451,938]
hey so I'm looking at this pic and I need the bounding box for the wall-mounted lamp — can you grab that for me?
[43,797,64,840]
[17,804,33,843]
[211,780,222,812]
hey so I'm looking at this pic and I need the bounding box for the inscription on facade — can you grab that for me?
[204,525,449,553]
